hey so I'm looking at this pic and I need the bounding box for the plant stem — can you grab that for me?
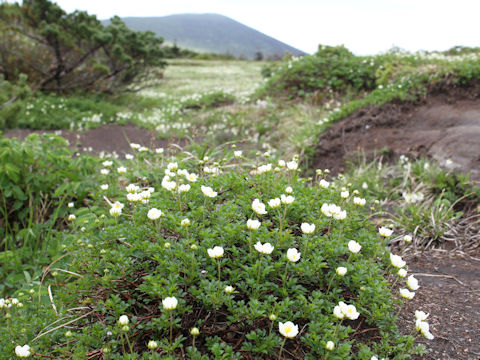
[124,332,133,353]
[169,314,173,352]
[278,337,286,360]
[303,235,310,259]
[257,258,262,284]
[217,259,221,281]
[282,262,289,288]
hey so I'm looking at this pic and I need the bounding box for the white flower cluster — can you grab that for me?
[333,301,360,320]
[321,203,346,220]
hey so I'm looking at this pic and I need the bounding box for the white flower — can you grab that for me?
[201,185,217,198]
[224,285,234,294]
[379,226,393,237]
[190,327,200,336]
[254,241,274,255]
[187,173,198,182]
[257,164,272,174]
[101,184,109,190]
[301,222,315,234]
[162,177,177,191]
[403,234,412,243]
[102,160,113,167]
[348,240,362,254]
[147,340,158,349]
[321,203,341,217]
[333,210,347,220]
[278,160,286,167]
[162,296,178,310]
[118,315,129,325]
[353,197,366,206]
[280,194,294,204]
[416,319,434,339]
[285,186,293,194]
[167,162,178,171]
[117,166,127,174]
[333,304,345,319]
[125,154,134,160]
[109,201,124,217]
[319,179,330,189]
[415,310,429,321]
[246,219,261,230]
[181,218,190,227]
[68,214,76,221]
[407,275,420,291]
[156,148,164,154]
[126,184,139,193]
[234,150,242,158]
[127,192,142,202]
[207,246,224,258]
[399,288,415,300]
[362,182,368,189]
[147,208,163,220]
[336,267,347,276]
[177,169,189,177]
[68,202,74,208]
[165,169,176,177]
[344,304,360,320]
[100,168,110,175]
[268,198,281,208]
[252,199,267,215]
[138,146,148,152]
[278,321,299,338]
[325,341,335,351]
[398,268,407,278]
[286,161,298,171]
[286,248,301,262]
[340,190,349,198]
[179,184,191,193]
[390,253,406,268]
[15,345,31,357]
[130,143,140,149]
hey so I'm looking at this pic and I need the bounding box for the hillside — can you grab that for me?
[108,13,305,59]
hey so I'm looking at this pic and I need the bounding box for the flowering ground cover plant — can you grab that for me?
[0,146,430,359]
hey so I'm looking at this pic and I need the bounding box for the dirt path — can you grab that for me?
[4,123,183,157]
[396,253,480,360]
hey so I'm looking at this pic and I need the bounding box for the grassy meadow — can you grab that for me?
[1,47,480,359]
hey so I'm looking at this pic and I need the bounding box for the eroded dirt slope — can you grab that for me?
[313,82,480,183]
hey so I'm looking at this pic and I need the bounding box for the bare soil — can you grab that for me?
[312,81,480,183]
[4,123,184,156]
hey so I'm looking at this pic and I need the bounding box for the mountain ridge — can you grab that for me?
[105,13,306,59]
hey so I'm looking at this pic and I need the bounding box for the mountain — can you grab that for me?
[107,13,306,59]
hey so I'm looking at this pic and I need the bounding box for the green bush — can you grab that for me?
[0,134,97,294]
[1,148,426,359]
[260,46,378,99]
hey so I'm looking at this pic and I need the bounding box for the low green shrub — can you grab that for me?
[1,148,428,359]
[0,134,98,294]
[259,46,378,99]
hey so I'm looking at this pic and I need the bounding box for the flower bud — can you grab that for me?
[190,327,200,336]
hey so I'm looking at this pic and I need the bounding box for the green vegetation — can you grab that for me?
[2,30,480,357]
[0,0,165,93]
[2,142,430,359]
[0,134,98,295]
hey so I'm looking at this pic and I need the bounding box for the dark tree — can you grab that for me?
[0,0,166,93]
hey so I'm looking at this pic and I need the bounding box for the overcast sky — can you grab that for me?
[29,0,480,54]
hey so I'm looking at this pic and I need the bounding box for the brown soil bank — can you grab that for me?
[312,81,480,183]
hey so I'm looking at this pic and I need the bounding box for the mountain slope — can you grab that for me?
[111,13,305,59]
